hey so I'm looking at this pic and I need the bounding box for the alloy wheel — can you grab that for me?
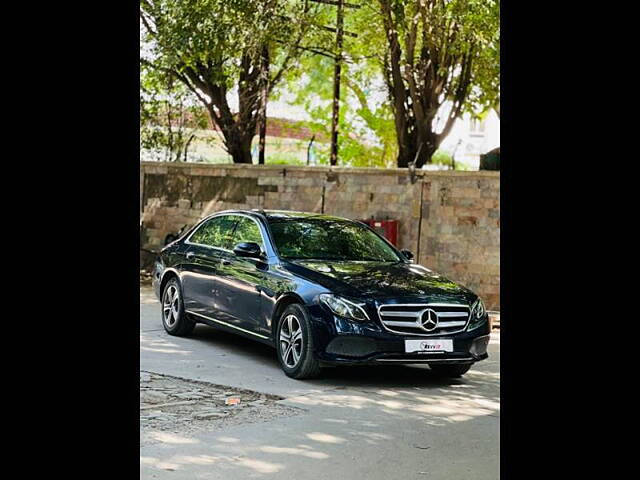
[279,314,303,368]
[163,284,180,328]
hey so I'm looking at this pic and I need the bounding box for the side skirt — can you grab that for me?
[186,310,275,348]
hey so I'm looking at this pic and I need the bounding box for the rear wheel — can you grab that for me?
[162,278,195,336]
[429,363,472,378]
[276,304,321,379]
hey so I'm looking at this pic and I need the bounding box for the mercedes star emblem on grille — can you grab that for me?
[419,309,439,332]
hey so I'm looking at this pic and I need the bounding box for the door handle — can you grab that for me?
[185,251,195,260]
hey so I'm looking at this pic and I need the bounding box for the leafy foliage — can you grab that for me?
[374,0,500,167]
[140,0,499,168]
[140,0,313,163]
[189,215,236,249]
[140,64,211,161]
[279,0,498,168]
[232,217,264,250]
[279,2,400,168]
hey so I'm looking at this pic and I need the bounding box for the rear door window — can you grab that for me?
[188,215,237,250]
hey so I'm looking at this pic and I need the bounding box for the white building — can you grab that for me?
[438,109,500,169]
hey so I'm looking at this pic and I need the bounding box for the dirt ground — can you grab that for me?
[140,371,301,447]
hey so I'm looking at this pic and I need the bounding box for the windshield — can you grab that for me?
[268,218,403,262]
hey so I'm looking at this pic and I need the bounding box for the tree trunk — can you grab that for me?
[227,134,253,164]
[397,139,435,169]
[415,134,438,169]
[203,98,255,164]
[376,0,482,170]
[396,143,412,169]
[258,45,270,165]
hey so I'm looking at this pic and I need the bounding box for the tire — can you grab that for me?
[276,304,321,379]
[429,363,472,378]
[161,277,195,336]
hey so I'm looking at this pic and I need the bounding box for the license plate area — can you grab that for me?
[405,338,453,353]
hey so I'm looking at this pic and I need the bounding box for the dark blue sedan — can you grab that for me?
[153,210,490,379]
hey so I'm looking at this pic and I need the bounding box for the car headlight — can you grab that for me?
[471,297,486,319]
[468,297,487,330]
[319,294,369,322]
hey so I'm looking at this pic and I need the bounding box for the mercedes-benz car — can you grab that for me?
[152,209,490,379]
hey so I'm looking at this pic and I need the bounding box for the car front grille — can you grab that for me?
[377,303,470,336]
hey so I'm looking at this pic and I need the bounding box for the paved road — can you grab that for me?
[140,287,500,479]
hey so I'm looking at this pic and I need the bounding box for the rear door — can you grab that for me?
[180,215,238,319]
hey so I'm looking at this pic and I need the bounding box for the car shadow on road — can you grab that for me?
[190,324,277,362]
[188,324,497,391]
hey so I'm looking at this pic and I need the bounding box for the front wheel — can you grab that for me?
[276,304,321,379]
[429,363,472,378]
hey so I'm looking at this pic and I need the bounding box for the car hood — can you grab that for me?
[286,260,475,304]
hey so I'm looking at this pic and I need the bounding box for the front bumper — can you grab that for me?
[307,305,491,366]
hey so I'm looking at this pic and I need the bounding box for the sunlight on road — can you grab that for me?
[140,333,192,355]
[140,453,285,474]
[306,432,347,444]
[150,432,199,444]
[259,445,329,459]
[231,456,284,474]
[287,372,500,425]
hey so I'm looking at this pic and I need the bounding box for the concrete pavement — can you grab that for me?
[140,288,500,479]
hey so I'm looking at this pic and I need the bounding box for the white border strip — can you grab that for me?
[187,310,270,339]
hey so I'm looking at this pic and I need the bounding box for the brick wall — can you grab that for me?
[140,162,500,309]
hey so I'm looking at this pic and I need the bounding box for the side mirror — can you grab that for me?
[400,249,414,262]
[233,242,262,258]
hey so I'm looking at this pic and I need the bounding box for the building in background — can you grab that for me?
[438,110,500,169]
[140,93,500,170]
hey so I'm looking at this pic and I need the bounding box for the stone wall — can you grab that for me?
[140,162,500,309]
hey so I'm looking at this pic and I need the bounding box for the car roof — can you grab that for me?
[204,209,356,223]
[256,210,352,222]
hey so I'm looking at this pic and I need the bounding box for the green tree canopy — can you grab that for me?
[140,0,313,163]
[373,0,500,167]
[140,63,211,162]
[140,0,499,168]
[281,0,499,168]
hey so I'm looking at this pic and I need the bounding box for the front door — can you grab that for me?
[215,216,269,335]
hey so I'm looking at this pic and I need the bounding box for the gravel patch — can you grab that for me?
[140,371,301,446]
